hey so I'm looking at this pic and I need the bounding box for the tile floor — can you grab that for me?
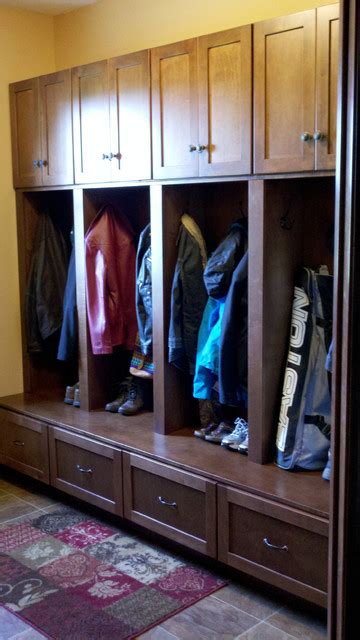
[0,469,327,640]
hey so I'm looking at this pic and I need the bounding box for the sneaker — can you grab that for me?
[322,449,331,481]
[238,435,249,455]
[194,422,219,439]
[64,382,79,405]
[205,421,233,444]
[222,418,248,449]
[105,377,132,412]
[118,380,145,416]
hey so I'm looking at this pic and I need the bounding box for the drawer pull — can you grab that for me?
[158,496,177,508]
[76,464,93,475]
[13,440,25,447]
[263,537,288,552]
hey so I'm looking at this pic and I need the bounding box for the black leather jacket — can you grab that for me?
[136,223,152,356]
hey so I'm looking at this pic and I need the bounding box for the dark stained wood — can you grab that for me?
[39,70,74,186]
[198,26,252,177]
[49,426,122,515]
[254,11,316,174]
[316,4,340,171]
[123,452,216,556]
[0,393,330,520]
[218,484,328,607]
[151,39,199,179]
[248,177,335,465]
[0,408,49,483]
[10,77,41,188]
[72,60,111,184]
[109,50,151,181]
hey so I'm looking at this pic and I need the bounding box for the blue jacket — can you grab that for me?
[57,238,78,362]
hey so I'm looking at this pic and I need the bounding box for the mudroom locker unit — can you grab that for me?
[2,2,352,634]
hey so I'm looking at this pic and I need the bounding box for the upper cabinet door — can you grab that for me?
[254,11,316,174]
[39,70,74,186]
[10,78,41,188]
[151,39,199,179]
[109,50,151,181]
[316,4,340,170]
[72,61,111,184]
[198,26,252,177]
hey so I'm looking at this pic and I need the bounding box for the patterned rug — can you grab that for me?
[0,506,226,639]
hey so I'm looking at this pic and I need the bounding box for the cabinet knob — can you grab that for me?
[109,152,121,161]
[33,160,41,168]
[300,132,313,142]
[189,145,197,152]
[196,144,207,153]
[263,537,288,552]
[102,153,110,160]
[313,130,325,141]
[158,496,177,508]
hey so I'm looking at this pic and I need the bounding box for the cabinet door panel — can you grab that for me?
[198,26,252,176]
[72,61,111,184]
[0,409,49,482]
[109,50,151,181]
[151,39,198,179]
[39,70,74,186]
[316,4,339,170]
[254,11,316,173]
[10,78,41,188]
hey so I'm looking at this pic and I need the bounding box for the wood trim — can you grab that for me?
[316,4,340,170]
[198,25,252,176]
[73,188,89,410]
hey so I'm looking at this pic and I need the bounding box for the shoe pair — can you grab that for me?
[194,416,249,454]
[64,382,80,407]
[105,377,150,416]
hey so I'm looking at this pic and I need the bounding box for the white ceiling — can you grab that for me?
[0,0,98,15]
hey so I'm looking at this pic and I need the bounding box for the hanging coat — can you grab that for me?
[136,223,152,356]
[57,231,78,362]
[25,213,69,353]
[85,205,137,355]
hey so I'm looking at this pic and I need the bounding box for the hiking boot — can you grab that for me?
[64,382,79,405]
[322,449,331,481]
[205,421,233,444]
[238,435,249,455]
[194,422,219,439]
[105,377,132,412]
[222,417,248,450]
[73,386,81,408]
[198,399,221,429]
[118,380,145,416]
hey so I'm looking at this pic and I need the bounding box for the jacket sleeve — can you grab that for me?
[168,259,185,368]
[85,239,113,355]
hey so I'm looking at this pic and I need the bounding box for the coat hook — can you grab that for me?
[280,199,294,230]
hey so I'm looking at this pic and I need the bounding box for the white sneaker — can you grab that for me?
[238,434,249,455]
[221,417,248,449]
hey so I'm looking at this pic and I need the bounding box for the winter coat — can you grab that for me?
[136,223,152,356]
[25,213,69,353]
[57,233,78,362]
[168,214,208,375]
[85,205,137,355]
[193,219,248,404]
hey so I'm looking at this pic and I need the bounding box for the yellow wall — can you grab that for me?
[54,0,337,68]
[0,7,55,396]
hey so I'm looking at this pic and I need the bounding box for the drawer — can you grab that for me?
[49,427,122,515]
[123,453,216,557]
[218,485,328,607]
[0,408,49,482]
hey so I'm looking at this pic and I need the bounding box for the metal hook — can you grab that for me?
[279,199,294,230]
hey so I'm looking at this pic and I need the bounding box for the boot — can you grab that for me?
[118,379,147,416]
[64,382,79,405]
[105,377,132,412]
[73,386,81,408]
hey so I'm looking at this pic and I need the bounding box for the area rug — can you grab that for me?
[0,506,226,639]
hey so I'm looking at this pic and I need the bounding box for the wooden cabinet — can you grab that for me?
[123,452,217,557]
[0,409,49,483]
[73,52,151,184]
[152,27,252,179]
[49,427,123,515]
[254,6,339,173]
[218,485,328,607]
[10,70,73,188]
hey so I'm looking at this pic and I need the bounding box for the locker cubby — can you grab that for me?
[74,186,152,411]
[16,189,77,398]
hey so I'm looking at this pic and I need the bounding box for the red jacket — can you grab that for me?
[85,205,137,354]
